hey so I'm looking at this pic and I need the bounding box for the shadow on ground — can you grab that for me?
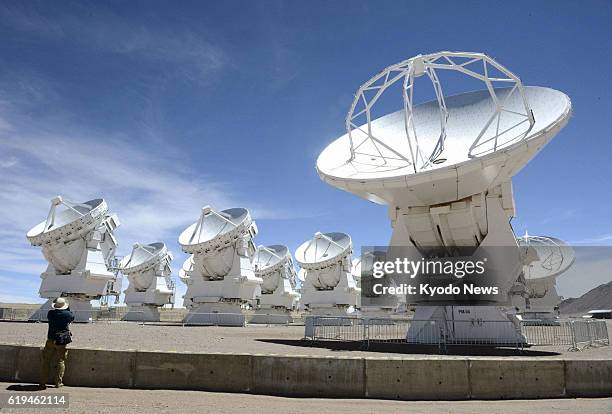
[256,339,561,356]
[6,384,45,391]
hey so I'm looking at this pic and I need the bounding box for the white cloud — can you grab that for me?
[0,4,229,80]
[0,155,18,168]
[569,234,612,245]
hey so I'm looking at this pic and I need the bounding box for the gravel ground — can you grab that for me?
[1,383,611,414]
[1,321,611,359]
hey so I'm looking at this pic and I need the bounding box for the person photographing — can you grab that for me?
[39,297,74,389]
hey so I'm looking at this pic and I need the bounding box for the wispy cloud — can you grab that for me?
[0,3,229,81]
[539,208,579,225]
[569,234,612,245]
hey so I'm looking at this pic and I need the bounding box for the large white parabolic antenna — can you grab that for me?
[317,53,571,211]
[515,234,575,318]
[27,196,121,322]
[249,245,300,324]
[120,242,175,322]
[316,52,572,344]
[178,206,262,326]
[295,232,360,315]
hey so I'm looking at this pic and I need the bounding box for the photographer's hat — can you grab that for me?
[52,297,69,310]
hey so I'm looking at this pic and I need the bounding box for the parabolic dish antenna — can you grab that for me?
[297,268,307,282]
[253,244,294,293]
[179,255,194,281]
[120,242,168,273]
[120,242,171,291]
[250,244,300,323]
[253,245,290,274]
[179,205,261,326]
[27,197,108,247]
[26,195,121,322]
[517,234,575,282]
[295,232,352,270]
[316,51,572,342]
[316,52,571,206]
[350,257,362,283]
[296,231,359,314]
[179,206,253,254]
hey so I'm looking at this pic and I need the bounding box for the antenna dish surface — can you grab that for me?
[178,207,252,254]
[318,87,570,180]
[295,232,351,270]
[518,235,575,282]
[27,198,107,245]
[253,245,289,275]
[316,52,571,206]
[120,242,168,274]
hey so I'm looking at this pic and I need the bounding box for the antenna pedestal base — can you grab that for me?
[250,307,294,324]
[124,288,173,308]
[182,302,246,326]
[360,306,398,317]
[407,306,526,346]
[29,298,94,323]
[122,305,161,322]
[259,281,300,309]
[516,285,562,320]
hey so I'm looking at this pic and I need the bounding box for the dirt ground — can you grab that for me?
[0,382,611,414]
[0,322,612,359]
[1,320,611,359]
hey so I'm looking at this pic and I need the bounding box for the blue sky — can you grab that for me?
[0,0,610,305]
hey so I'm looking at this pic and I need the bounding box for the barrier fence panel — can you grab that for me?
[306,316,366,342]
[366,318,412,344]
[520,320,575,346]
[568,319,610,350]
[307,316,610,352]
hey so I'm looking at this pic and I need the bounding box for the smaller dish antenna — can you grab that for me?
[178,206,262,326]
[26,196,121,322]
[295,232,360,315]
[516,233,575,319]
[179,206,253,256]
[249,245,300,324]
[120,242,175,322]
[353,250,401,314]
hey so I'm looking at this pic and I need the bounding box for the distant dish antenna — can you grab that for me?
[516,234,575,319]
[353,251,402,315]
[249,245,301,324]
[26,196,121,322]
[295,232,360,315]
[178,206,261,326]
[120,242,175,322]
[316,51,572,344]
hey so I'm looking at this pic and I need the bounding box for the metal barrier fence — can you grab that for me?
[519,319,609,350]
[306,316,610,352]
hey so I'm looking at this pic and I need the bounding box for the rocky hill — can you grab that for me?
[559,281,612,315]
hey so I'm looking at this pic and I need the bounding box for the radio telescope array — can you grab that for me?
[250,245,300,324]
[120,242,175,322]
[27,196,122,322]
[515,233,575,319]
[295,232,360,316]
[178,206,262,326]
[317,52,572,344]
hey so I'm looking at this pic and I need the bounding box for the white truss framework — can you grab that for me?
[346,51,536,172]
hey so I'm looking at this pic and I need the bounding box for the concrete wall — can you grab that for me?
[0,343,610,400]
